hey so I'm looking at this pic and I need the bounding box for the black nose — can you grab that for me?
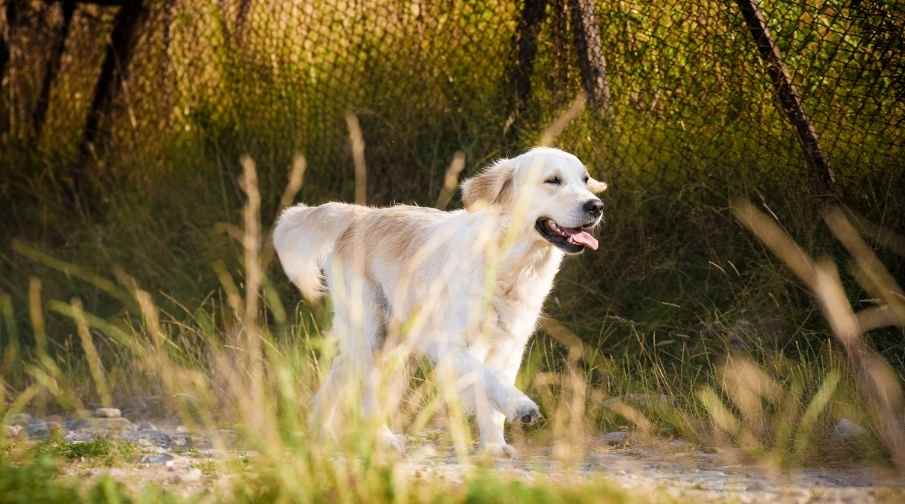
[583,199,604,217]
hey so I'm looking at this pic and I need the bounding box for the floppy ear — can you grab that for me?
[588,176,608,194]
[460,159,514,211]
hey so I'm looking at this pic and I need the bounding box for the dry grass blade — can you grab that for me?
[435,151,466,210]
[731,199,816,288]
[239,156,266,414]
[71,298,113,408]
[848,208,905,258]
[27,278,48,358]
[345,112,367,206]
[733,198,905,473]
[538,93,587,147]
[824,208,905,326]
[260,154,308,272]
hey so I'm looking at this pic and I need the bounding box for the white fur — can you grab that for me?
[273,147,606,456]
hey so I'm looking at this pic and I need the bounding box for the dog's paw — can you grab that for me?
[507,398,543,426]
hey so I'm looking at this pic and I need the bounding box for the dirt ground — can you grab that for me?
[10,411,905,503]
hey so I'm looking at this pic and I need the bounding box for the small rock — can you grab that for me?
[26,421,50,439]
[141,453,175,464]
[64,430,96,443]
[94,408,122,418]
[165,457,192,470]
[76,417,134,432]
[4,424,23,439]
[177,468,203,483]
[832,418,868,443]
[171,433,192,449]
[123,429,171,448]
[601,431,630,446]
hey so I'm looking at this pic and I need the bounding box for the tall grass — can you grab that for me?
[3,102,905,479]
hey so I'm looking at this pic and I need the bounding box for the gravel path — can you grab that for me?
[403,440,905,503]
[6,410,905,502]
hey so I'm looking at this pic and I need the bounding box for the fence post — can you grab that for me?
[568,0,610,114]
[235,0,253,45]
[0,0,17,82]
[505,0,547,139]
[734,0,836,197]
[71,0,148,204]
[33,0,76,142]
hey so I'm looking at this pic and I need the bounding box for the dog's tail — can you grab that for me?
[273,202,361,301]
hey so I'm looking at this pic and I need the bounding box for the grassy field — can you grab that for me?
[2,129,904,501]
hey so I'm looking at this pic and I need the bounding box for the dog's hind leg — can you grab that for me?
[317,266,405,452]
[310,344,347,440]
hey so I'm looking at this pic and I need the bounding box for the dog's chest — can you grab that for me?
[492,248,563,337]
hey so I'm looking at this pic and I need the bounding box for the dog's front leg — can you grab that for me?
[422,342,541,434]
[475,336,535,456]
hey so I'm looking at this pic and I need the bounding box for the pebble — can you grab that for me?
[26,421,50,439]
[64,430,96,443]
[4,424,23,438]
[171,433,192,449]
[832,419,868,443]
[169,467,203,483]
[601,431,630,446]
[123,429,172,448]
[75,417,134,432]
[141,453,175,464]
[94,408,122,418]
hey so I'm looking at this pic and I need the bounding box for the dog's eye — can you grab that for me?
[544,176,562,185]
[583,176,589,184]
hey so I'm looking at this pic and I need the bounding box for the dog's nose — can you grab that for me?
[583,199,604,218]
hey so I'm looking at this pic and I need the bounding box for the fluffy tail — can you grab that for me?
[273,202,361,301]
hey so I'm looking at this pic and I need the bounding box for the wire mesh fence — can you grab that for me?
[2,0,903,203]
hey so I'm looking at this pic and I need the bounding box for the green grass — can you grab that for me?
[30,437,140,467]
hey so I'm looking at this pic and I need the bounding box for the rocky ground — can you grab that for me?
[5,409,905,502]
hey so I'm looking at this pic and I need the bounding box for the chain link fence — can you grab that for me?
[2,0,903,203]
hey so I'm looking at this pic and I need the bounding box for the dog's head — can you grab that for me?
[461,147,607,254]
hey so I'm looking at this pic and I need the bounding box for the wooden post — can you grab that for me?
[33,0,77,142]
[71,0,148,202]
[734,0,836,197]
[568,0,610,114]
[235,0,252,45]
[505,0,547,138]
[0,0,17,81]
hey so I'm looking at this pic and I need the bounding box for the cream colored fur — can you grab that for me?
[273,147,606,456]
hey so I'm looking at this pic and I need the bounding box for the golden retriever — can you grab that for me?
[274,147,606,456]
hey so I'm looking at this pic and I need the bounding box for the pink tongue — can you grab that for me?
[567,231,598,250]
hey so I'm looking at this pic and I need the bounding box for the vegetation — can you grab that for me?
[1,0,904,501]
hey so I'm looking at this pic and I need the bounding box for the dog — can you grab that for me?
[273,147,606,456]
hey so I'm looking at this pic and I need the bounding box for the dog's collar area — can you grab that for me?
[534,218,598,253]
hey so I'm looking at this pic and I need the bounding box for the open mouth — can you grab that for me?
[535,218,599,254]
